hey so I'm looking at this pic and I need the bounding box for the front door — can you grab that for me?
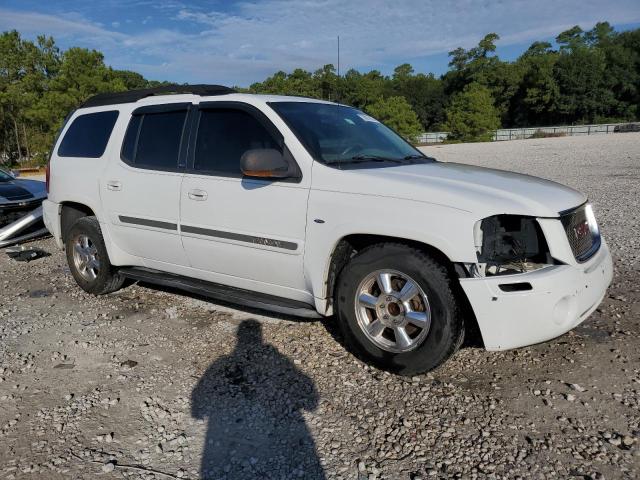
[179,102,309,297]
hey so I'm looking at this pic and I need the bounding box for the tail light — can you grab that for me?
[45,160,51,194]
[46,109,74,195]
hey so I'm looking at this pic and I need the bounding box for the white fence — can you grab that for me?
[417,122,640,144]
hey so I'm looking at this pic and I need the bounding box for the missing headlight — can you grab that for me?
[469,215,554,277]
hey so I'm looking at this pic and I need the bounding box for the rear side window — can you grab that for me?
[194,109,279,176]
[57,111,119,158]
[121,110,187,170]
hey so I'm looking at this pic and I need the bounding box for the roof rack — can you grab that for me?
[81,84,236,108]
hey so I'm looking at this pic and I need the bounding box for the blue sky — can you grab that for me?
[1,0,639,86]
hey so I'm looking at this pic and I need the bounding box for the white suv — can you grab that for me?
[43,85,613,374]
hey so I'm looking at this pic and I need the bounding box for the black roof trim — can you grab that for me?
[81,84,236,108]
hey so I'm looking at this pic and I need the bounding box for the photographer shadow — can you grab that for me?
[191,319,325,479]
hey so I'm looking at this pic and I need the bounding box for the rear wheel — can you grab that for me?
[335,243,464,375]
[65,216,125,295]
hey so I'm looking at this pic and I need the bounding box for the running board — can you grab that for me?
[118,267,321,319]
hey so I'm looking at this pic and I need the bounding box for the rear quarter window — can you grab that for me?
[57,110,119,158]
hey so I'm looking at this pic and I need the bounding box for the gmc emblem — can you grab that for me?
[573,221,590,240]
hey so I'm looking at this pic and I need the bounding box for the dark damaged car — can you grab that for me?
[0,166,48,247]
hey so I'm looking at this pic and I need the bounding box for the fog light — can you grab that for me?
[552,295,576,326]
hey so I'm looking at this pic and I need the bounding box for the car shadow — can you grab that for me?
[190,319,326,480]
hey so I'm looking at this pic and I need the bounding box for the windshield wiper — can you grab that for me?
[341,155,404,164]
[405,153,437,162]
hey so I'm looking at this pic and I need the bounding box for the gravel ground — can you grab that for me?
[1,133,639,480]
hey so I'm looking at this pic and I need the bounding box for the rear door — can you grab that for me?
[101,102,191,267]
[179,102,310,296]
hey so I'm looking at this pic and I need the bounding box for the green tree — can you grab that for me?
[512,41,560,125]
[250,68,321,98]
[365,96,423,141]
[0,31,158,166]
[615,28,640,120]
[113,70,151,90]
[553,26,614,123]
[250,71,289,94]
[313,64,339,100]
[392,63,414,81]
[389,64,446,130]
[442,33,521,125]
[0,31,61,163]
[444,83,501,141]
[588,22,639,120]
[556,26,586,50]
[341,69,387,109]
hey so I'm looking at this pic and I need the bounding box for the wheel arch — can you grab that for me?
[320,233,483,347]
[60,201,96,244]
[324,234,456,301]
[59,200,138,267]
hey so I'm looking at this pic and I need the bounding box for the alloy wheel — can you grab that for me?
[354,269,431,353]
[72,234,100,281]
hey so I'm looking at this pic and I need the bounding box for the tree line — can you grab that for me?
[1,22,639,166]
[0,31,165,166]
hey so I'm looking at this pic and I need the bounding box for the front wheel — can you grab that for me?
[334,243,464,375]
[65,216,125,295]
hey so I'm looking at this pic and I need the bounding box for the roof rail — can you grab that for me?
[81,84,236,108]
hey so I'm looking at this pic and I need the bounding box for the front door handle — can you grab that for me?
[188,189,208,201]
[107,180,122,191]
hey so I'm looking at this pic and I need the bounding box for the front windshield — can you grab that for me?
[269,102,428,166]
[0,167,13,182]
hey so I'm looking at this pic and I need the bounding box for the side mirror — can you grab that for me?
[240,149,290,179]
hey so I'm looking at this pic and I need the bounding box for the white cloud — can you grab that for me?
[0,8,125,43]
[1,1,639,85]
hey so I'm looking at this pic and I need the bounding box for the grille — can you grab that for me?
[0,199,43,228]
[560,204,600,262]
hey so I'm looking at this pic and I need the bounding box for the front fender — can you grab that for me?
[304,189,479,301]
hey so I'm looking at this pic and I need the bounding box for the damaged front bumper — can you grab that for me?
[0,200,49,248]
[460,239,613,350]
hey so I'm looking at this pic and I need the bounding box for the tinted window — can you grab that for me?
[133,111,187,170]
[57,111,119,158]
[120,115,141,164]
[194,109,279,175]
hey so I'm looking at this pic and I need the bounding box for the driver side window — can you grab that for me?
[194,108,280,176]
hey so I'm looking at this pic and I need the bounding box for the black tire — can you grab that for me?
[334,243,464,375]
[65,216,125,295]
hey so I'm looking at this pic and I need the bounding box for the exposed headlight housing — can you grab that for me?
[468,215,554,277]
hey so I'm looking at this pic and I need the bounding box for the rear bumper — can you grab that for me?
[460,239,613,351]
[42,199,63,249]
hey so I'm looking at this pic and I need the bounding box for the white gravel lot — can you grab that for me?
[1,133,639,480]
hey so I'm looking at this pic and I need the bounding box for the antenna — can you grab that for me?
[337,35,340,77]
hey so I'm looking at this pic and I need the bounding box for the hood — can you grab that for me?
[0,178,47,204]
[314,161,586,218]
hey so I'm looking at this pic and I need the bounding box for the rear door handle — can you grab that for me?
[188,189,208,201]
[107,181,122,191]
